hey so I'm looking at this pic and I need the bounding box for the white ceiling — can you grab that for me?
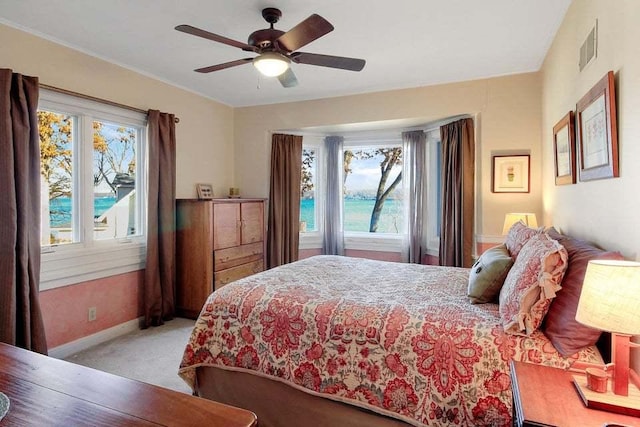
[0,0,572,108]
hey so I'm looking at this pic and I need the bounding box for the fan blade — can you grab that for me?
[175,24,257,52]
[195,58,253,73]
[278,68,299,88]
[291,52,365,71]
[276,14,334,52]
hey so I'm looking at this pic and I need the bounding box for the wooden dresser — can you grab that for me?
[176,198,266,318]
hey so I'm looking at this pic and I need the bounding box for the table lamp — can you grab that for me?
[574,259,640,416]
[502,213,537,235]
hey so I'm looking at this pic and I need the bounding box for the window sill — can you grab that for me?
[299,232,405,253]
[40,240,146,291]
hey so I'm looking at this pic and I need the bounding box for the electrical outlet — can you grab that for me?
[88,306,97,322]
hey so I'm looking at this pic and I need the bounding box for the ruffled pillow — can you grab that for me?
[499,233,568,335]
[468,244,514,304]
[504,220,543,260]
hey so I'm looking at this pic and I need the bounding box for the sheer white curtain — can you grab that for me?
[402,131,427,263]
[322,136,344,255]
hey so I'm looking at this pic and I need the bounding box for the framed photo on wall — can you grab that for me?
[576,70,619,181]
[553,111,577,185]
[492,155,530,193]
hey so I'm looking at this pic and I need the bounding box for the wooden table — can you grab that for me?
[0,342,257,426]
[510,360,640,427]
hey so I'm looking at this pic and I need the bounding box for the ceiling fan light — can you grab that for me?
[253,52,290,77]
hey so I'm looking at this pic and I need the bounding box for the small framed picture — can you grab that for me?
[553,111,577,185]
[576,70,619,181]
[492,155,530,193]
[196,183,214,199]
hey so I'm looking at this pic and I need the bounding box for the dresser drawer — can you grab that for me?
[214,242,263,271]
[215,260,264,289]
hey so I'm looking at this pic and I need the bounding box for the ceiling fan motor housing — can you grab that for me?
[248,28,285,50]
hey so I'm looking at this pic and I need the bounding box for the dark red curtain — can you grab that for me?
[267,133,302,268]
[0,69,48,353]
[439,118,475,267]
[144,110,176,327]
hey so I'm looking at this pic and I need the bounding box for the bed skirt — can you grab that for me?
[195,366,411,427]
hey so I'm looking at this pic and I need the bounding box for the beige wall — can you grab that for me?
[0,23,234,198]
[541,0,640,369]
[234,73,543,239]
[541,0,640,260]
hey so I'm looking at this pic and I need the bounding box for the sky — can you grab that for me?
[344,150,402,192]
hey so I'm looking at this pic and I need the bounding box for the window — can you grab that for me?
[300,147,317,232]
[300,129,442,255]
[38,89,147,289]
[343,145,404,233]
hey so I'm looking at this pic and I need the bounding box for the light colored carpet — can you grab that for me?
[65,317,196,394]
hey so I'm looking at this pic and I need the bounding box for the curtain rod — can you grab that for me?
[39,83,180,123]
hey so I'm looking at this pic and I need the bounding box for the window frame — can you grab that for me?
[424,129,442,256]
[300,134,410,253]
[299,136,325,250]
[39,89,147,290]
[341,137,406,238]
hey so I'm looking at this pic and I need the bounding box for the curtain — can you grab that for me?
[439,118,475,267]
[402,130,426,264]
[0,69,48,354]
[322,136,344,255]
[267,133,303,268]
[143,110,176,327]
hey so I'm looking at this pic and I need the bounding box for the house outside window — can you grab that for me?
[38,89,147,290]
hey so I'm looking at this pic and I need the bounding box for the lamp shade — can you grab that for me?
[253,52,290,77]
[576,260,640,335]
[502,213,538,235]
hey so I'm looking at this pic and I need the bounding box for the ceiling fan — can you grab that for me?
[175,7,366,88]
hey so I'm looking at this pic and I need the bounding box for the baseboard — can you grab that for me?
[49,317,143,360]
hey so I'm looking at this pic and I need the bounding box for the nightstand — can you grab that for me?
[510,361,640,427]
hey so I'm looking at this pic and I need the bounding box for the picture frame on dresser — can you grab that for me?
[553,111,577,185]
[576,70,619,181]
[196,183,214,199]
[492,154,530,193]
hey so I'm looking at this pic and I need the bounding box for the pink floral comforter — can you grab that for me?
[179,256,600,426]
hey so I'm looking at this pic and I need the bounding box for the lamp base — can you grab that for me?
[572,375,640,417]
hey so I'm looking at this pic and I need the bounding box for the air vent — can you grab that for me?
[579,21,597,71]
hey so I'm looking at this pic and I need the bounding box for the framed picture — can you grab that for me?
[576,70,619,181]
[196,183,214,199]
[553,111,577,185]
[492,155,530,193]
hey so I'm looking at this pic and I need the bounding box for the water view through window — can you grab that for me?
[39,110,141,245]
[300,145,404,234]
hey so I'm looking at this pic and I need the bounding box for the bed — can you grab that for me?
[179,224,614,427]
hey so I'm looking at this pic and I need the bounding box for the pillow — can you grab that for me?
[468,244,514,304]
[543,228,624,357]
[499,233,568,336]
[504,220,543,260]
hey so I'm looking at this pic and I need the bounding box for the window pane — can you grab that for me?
[300,148,316,232]
[93,121,138,240]
[39,110,74,245]
[343,146,404,233]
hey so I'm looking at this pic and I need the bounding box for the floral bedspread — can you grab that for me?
[179,256,600,427]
